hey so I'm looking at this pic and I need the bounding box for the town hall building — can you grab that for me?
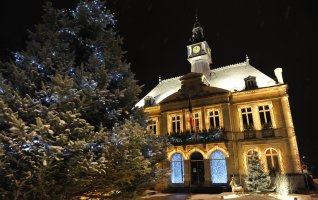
[136,15,301,190]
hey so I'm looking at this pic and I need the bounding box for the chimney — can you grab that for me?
[274,68,284,84]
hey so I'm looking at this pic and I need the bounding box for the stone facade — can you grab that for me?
[144,80,301,189]
[138,16,301,190]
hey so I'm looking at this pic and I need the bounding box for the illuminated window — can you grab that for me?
[148,120,157,134]
[171,153,184,183]
[171,115,181,133]
[194,112,200,132]
[210,150,227,184]
[241,107,254,130]
[258,105,272,129]
[209,110,220,129]
[265,148,280,171]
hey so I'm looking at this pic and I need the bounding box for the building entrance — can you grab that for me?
[190,152,204,185]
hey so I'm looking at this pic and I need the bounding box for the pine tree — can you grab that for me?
[0,1,168,199]
[245,151,271,192]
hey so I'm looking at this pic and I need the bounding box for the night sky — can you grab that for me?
[0,0,317,173]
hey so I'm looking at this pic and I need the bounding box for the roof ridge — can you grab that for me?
[212,61,247,72]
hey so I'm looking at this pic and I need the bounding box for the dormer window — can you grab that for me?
[144,96,155,107]
[244,76,258,90]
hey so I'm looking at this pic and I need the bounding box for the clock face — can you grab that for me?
[192,45,201,54]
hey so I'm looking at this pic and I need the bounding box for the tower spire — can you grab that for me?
[190,9,205,44]
[187,10,212,81]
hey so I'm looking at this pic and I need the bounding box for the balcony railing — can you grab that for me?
[244,131,256,139]
[261,128,275,138]
[168,129,226,145]
[243,128,275,140]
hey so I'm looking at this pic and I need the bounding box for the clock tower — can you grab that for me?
[187,12,212,81]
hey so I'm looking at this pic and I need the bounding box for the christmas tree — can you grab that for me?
[0,0,168,199]
[245,151,271,192]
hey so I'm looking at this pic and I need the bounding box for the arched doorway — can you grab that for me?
[190,152,204,185]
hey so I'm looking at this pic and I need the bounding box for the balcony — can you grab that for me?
[261,128,275,138]
[244,131,256,139]
[168,129,226,146]
[243,128,275,140]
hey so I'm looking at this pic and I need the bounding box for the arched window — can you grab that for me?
[210,150,227,184]
[265,148,280,171]
[247,149,259,166]
[171,153,184,183]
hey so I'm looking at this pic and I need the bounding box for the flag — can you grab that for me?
[188,96,194,129]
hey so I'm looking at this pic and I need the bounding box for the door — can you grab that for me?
[190,152,204,185]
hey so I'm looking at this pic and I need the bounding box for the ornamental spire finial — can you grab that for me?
[195,9,199,23]
[246,54,249,63]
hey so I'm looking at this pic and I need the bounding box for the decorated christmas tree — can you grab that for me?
[245,151,271,192]
[0,0,168,199]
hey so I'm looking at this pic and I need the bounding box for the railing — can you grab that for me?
[167,128,276,143]
[243,128,275,140]
[168,129,226,145]
[261,128,275,138]
[244,131,256,139]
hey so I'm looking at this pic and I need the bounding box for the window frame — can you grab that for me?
[241,106,254,130]
[193,112,201,132]
[205,107,223,131]
[210,150,228,184]
[265,148,280,171]
[168,112,183,134]
[258,104,273,129]
[238,102,275,131]
[148,120,157,134]
[170,153,185,184]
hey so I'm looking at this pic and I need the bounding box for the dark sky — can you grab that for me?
[1,0,318,171]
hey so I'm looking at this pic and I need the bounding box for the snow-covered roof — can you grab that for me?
[135,61,277,107]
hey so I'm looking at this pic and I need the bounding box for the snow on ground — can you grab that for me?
[142,192,317,200]
[142,181,318,200]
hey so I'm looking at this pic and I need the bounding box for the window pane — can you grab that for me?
[210,118,215,128]
[153,125,156,134]
[171,153,184,183]
[260,112,265,124]
[248,113,254,125]
[177,122,180,132]
[215,116,220,127]
[273,156,279,170]
[266,156,273,169]
[266,111,272,124]
[242,115,248,126]
[210,151,227,184]
[211,150,225,159]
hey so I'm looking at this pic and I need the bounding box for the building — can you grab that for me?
[136,15,301,190]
